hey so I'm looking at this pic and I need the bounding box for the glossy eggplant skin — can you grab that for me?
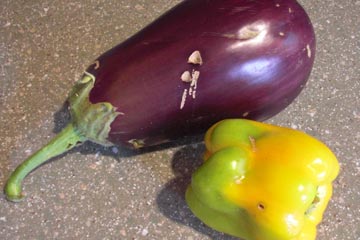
[87,0,315,148]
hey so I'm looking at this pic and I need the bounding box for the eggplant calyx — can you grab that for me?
[4,72,120,202]
[68,72,121,146]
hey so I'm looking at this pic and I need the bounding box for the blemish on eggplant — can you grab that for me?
[221,33,236,39]
[242,112,249,117]
[180,89,188,109]
[190,70,200,99]
[181,71,192,82]
[182,69,200,100]
[238,27,260,40]
[191,70,200,87]
[192,90,197,99]
[306,44,312,58]
[93,60,100,70]
[128,139,145,149]
[188,50,203,65]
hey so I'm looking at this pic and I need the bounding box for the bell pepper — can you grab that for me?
[185,119,339,240]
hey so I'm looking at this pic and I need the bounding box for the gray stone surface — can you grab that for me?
[0,0,359,239]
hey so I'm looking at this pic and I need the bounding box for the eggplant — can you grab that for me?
[5,0,315,202]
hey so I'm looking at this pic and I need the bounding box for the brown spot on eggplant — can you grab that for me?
[128,139,145,149]
[222,27,261,41]
[181,71,192,82]
[92,60,100,70]
[190,70,200,99]
[242,112,250,117]
[180,89,188,110]
[190,70,200,87]
[306,44,312,58]
[188,50,203,65]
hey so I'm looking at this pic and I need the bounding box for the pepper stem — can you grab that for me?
[4,123,85,202]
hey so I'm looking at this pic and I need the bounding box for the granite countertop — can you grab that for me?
[0,1,359,239]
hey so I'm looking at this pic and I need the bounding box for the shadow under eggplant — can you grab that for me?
[53,103,238,239]
[52,101,203,160]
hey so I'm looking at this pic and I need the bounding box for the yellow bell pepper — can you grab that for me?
[186,119,339,240]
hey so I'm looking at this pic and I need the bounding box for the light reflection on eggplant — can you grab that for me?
[229,57,282,84]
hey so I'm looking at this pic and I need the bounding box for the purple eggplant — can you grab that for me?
[5,0,315,202]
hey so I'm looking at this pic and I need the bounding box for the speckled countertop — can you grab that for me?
[0,1,359,239]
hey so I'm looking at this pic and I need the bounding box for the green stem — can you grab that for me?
[4,123,85,202]
[4,73,120,202]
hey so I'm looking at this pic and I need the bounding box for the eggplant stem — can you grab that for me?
[4,123,85,202]
[4,73,119,202]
